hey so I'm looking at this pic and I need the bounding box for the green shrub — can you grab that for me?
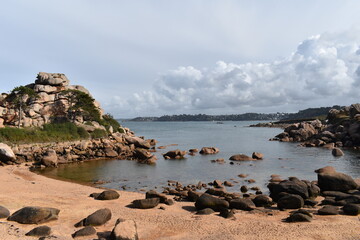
[99,114,121,132]
[0,122,92,144]
[90,129,107,139]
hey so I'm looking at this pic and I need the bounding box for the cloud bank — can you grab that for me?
[109,30,360,117]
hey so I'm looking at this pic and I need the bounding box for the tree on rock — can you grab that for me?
[5,86,38,127]
[59,89,101,122]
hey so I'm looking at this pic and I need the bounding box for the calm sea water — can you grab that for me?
[39,121,360,193]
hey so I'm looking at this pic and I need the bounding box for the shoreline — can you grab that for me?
[1,164,359,240]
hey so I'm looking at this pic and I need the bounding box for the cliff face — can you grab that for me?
[0,72,104,129]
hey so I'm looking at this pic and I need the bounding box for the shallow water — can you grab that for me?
[39,121,360,193]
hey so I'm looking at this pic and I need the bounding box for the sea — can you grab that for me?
[39,121,360,193]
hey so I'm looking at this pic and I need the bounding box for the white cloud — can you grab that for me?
[109,29,360,117]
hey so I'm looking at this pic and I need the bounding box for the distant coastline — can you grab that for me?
[128,106,342,122]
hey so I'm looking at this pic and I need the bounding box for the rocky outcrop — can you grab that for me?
[0,72,105,128]
[317,169,358,192]
[273,103,360,149]
[163,149,186,159]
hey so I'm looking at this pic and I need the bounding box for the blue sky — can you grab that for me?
[1,1,360,117]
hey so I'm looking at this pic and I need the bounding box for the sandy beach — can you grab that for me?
[0,164,359,240]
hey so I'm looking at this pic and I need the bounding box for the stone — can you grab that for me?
[8,206,60,224]
[199,147,219,154]
[111,219,139,240]
[277,194,304,210]
[132,198,160,209]
[95,190,120,200]
[36,72,69,86]
[195,193,229,212]
[41,149,58,167]
[75,208,112,227]
[253,195,273,207]
[0,143,16,163]
[315,166,336,174]
[317,171,358,192]
[196,208,215,215]
[163,149,186,159]
[318,205,339,215]
[125,136,151,149]
[342,203,360,216]
[188,190,203,202]
[0,206,10,218]
[146,190,168,203]
[224,181,234,187]
[268,177,309,201]
[286,209,312,222]
[220,208,236,219]
[25,226,51,237]
[229,154,254,161]
[240,185,248,193]
[332,148,344,157]
[134,148,152,160]
[252,152,263,160]
[229,198,256,211]
[213,180,223,188]
[72,226,96,238]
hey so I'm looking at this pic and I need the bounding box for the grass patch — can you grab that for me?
[0,122,91,144]
[99,114,121,132]
[90,129,107,139]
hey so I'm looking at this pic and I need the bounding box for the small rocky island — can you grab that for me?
[0,72,157,167]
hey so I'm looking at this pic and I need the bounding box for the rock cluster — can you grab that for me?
[0,133,158,166]
[0,72,104,128]
[273,103,360,149]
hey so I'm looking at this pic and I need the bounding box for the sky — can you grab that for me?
[1,0,360,118]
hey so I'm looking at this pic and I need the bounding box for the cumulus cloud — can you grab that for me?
[110,30,360,117]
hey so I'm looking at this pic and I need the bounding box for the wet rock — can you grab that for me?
[75,208,111,227]
[95,190,120,200]
[342,203,360,216]
[110,219,139,240]
[229,198,255,211]
[163,149,186,159]
[253,195,273,207]
[8,206,60,224]
[0,206,10,218]
[318,205,339,215]
[252,152,263,160]
[286,209,312,222]
[240,185,248,193]
[229,154,254,161]
[224,181,234,187]
[213,180,223,188]
[25,226,51,237]
[238,174,248,178]
[199,147,219,154]
[205,188,227,197]
[315,166,336,174]
[72,226,96,238]
[317,169,358,192]
[332,148,344,157]
[196,208,215,215]
[277,194,304,210]
[132,198,160,209]
[195,193,229,212]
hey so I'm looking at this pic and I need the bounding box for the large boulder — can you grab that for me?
[36,72,69,86]
[0,143,16,164]
[253,195,273,207]
[317,170,358,192]
[318,205,339,215]
[95,190,120,200]
[199,147,219,155]
[195,193,229,212]
[125,136,150,149]
[229,154,254,161]
[110,219,139,240]
[342,203,360,216]
[229,198,255,211]
[75,208,112,227]
[132,198,160,209]
[41,149,58,167]
[268,177,309,201]
[286,209,312,222]
[8,206,60,224]
[145,190,168,203]
[277,194,304,210]
[332,148,344,157]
